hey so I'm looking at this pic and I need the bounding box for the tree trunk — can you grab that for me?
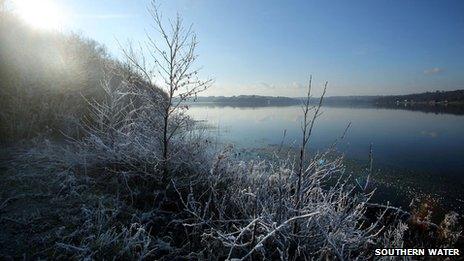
[162,112,169,184]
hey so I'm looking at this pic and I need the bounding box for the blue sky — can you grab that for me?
[21,0,464,96]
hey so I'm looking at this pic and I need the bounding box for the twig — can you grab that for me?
[240,211,320,260]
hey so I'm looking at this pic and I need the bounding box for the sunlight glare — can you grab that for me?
[12,0,66,30]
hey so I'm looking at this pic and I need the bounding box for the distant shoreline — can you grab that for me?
[186,89,464,106]
[183,90,464,115]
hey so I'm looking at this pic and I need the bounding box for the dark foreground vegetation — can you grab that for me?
[1,1,462,259]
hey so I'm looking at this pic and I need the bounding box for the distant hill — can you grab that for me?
[0,8,156,141]
[373,90,464,105]
[314,95,380,106]
[186,95,299,106]
[191,90,464,107]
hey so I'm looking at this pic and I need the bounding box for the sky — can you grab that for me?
[10,0,464,97]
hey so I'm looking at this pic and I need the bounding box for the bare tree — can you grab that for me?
[122,1,212,183]
[294,76,327,232]
[295,77,327,207]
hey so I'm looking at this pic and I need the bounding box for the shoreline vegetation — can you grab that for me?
[236,146,464,216]
[183,91,464,114]
[1,1,463,259]
[186,90,464,106]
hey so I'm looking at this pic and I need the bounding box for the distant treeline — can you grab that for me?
[188,95,298,106]
[374,90,464,105]
[190,90,464,108]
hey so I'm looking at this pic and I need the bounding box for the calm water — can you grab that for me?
[188,104,464,210]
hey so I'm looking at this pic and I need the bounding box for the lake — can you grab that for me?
[188,104,464,213]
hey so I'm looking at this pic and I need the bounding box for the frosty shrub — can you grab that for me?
[170,147,392,259]
[14,74,461,259]
[4,2,461,259]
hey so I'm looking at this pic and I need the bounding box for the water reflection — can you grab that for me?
[188,104,464,212]
[187,104,464,177]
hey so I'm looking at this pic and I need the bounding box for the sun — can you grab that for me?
[12,0,67,30]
